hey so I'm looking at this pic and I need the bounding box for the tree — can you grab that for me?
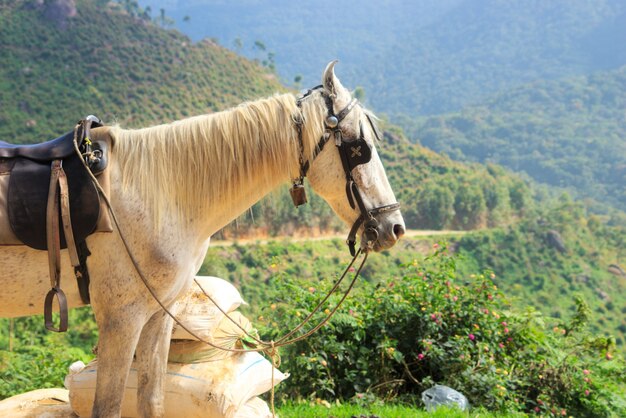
[253,40,266,51]
[354,86,365,101]
[233,37,243,52]
[293,74,303,89]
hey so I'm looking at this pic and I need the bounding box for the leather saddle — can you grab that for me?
[0,121,108,250]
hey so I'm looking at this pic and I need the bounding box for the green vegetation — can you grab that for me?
[379,129,531,231]
[401,67,626,213]
[0,0,282,143]
[277,402,523,418]
[0,308,97,398]
[204,199,626,350]
[259,247,624,416]
[456,196,626,346]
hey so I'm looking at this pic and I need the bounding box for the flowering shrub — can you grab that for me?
[260,244,625,416]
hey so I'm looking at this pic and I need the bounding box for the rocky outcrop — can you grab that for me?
[43,0,77,29]
[546,230,566,253]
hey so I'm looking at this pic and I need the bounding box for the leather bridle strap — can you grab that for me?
[294,87,400,255]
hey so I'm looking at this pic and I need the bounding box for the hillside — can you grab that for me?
[0,1,534,237]
[403,67,626,213]
[202,199,626,348]
[136,0,626,117]
[0,0,283,143]
[219,128,532,239]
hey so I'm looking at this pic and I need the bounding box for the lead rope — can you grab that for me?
[72,123,370,417]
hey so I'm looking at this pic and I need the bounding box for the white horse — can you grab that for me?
[0,62,404,417]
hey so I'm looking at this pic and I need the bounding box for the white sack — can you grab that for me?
[171,276,246,341]
[233,397,273,418]
[67,352,287,418]
[0,388,75,418]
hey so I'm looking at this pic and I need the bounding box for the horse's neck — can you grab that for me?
[111,97,303,239]
[203,136,297,236]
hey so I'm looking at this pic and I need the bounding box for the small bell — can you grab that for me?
[326,115,339,128]
[290,183,308,207]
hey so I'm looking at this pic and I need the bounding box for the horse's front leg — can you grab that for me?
[91,312,144,418]
[135,309,175,418]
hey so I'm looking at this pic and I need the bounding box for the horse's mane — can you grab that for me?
[109,93,331,227]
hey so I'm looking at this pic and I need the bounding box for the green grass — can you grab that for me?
[276,402,526,418]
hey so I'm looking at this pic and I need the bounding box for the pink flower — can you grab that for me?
[501,321,507,327]
[487,294,493,300]
[417,353,425,360]
[499,343,505,349]
[348,266,356,272]
[468,334,476,341]
[453,296,458,302]
[433,243,439,249]
[583,369,590,375]
[585,390,590,396]
[430,313,437,320]
[504,328,510,334]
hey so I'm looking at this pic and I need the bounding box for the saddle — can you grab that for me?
[0,116,112,331]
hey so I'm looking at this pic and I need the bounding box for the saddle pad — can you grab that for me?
[7,152,100,250]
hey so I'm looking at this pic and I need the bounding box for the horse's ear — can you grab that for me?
[322,60,346,98]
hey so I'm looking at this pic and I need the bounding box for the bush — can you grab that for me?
[260,244,625,416]
[0,307,97,399]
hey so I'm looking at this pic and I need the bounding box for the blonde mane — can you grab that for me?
[110,92,334,228]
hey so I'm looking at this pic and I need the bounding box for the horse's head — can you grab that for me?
[301,61,405,254]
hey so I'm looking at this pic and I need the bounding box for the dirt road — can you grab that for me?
[210,229,466,247]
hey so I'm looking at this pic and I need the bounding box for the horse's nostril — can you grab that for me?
[393,224,405,239]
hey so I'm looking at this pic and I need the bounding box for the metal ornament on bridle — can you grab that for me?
[291,86,400,256]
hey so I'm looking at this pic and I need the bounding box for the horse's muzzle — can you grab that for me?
[363,212,405,252]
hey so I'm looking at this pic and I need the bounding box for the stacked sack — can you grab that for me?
[66,276,288,418]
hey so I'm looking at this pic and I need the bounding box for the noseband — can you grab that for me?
[291,86,400,256]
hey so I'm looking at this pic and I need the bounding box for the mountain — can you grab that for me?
[0,0,533,237]
[135,0,626,117]
[403,67,626,213]
[0,0,283,143]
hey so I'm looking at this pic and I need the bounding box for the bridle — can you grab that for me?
[290,86,401,256]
